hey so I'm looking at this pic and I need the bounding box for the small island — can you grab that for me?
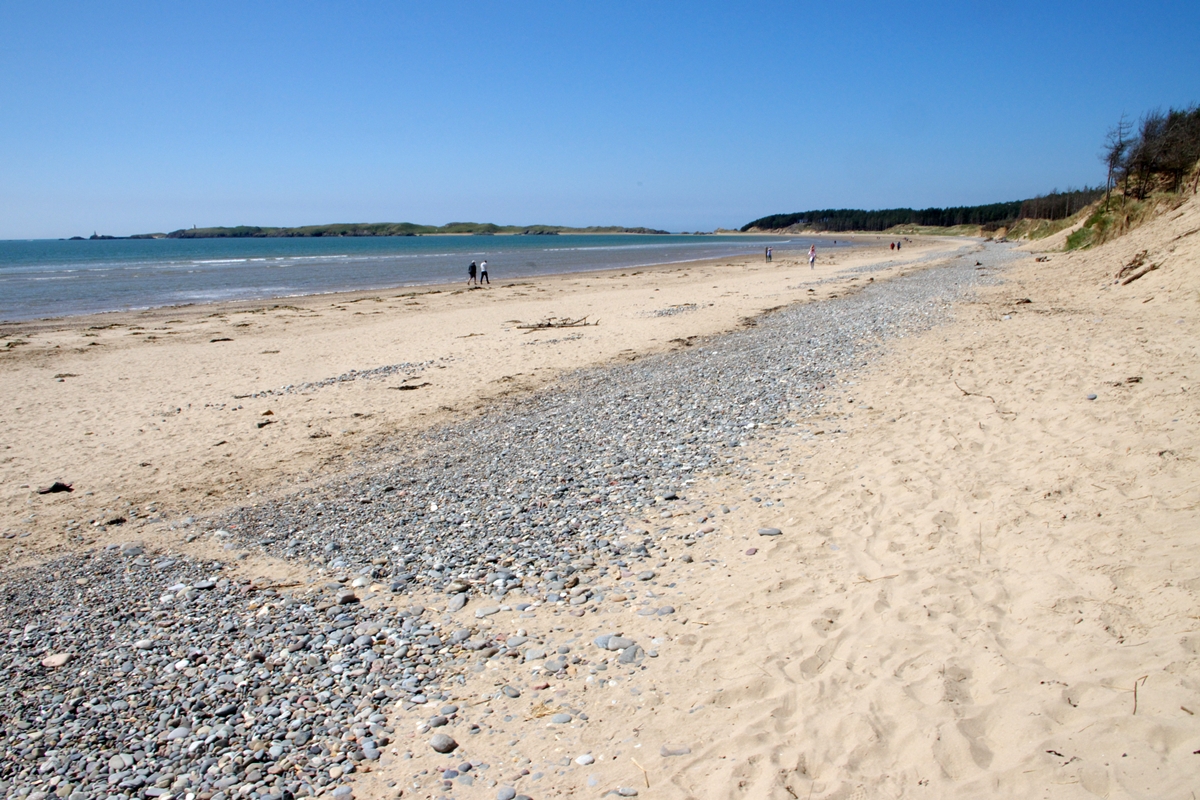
[93,222,672,239]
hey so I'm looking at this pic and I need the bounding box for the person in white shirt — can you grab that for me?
[479,260,489,285]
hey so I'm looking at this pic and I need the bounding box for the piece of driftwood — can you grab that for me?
[1121,263,1158,285]
[516,316,598,332]
[1116,250,1149,280]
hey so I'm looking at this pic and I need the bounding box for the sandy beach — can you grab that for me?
[0,234,944,563]
[3,197,1199,800]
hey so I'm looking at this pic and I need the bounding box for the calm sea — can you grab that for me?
[0,234,830,323]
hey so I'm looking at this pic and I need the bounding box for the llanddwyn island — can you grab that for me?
[3,7,1200,799]
[76,223,673,240]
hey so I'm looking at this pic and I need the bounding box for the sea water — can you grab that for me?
[0,234,833,322]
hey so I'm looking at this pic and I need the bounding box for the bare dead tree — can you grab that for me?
[1102,113,1132,206]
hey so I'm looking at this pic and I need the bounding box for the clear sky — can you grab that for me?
[2,1,1198,238]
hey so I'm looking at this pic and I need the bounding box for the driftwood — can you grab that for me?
[1121,264,1159,285]
[1116,250,1153,282]
[516,316,598,332]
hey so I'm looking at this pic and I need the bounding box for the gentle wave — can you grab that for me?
[0,233,825,322]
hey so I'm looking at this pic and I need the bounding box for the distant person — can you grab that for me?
[808,244,816,269]
[468,261,478,285]
[890,242,895,250]
[765,247,772,262]
[897,241,902,251]
[479,259,489,284]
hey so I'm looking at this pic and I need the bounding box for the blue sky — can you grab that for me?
[2,1,1198,238]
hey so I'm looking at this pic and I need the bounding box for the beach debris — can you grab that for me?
[660,744,692,757]
[256,419,275,428]
[389,382,431,390]
[1121,263,1158,285]
[209,337,233,342]
[1116,250,1159,284]
[37,481,73,494]
[516,316,598,332]
[1133,674,1148,714]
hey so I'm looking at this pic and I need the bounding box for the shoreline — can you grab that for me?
[0,235,968,564]
[0,232,894,329]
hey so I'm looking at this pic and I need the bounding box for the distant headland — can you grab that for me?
[74,222,672,240]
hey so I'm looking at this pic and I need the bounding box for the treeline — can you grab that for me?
[741,188,1103,233]
[1017,187,1107,220]
[158,222,669,238]
[1104,105,1200,199]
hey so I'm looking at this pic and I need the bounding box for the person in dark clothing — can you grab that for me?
[467,261,477,285]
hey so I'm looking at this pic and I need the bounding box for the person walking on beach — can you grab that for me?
[808,244,817,269]
[765,247,772,262]
[479,260,489,285]
[468,261,478,285]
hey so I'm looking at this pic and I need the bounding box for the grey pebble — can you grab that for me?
[758,527,782,536]
[429,733,458,753]
[618,644,645,664]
